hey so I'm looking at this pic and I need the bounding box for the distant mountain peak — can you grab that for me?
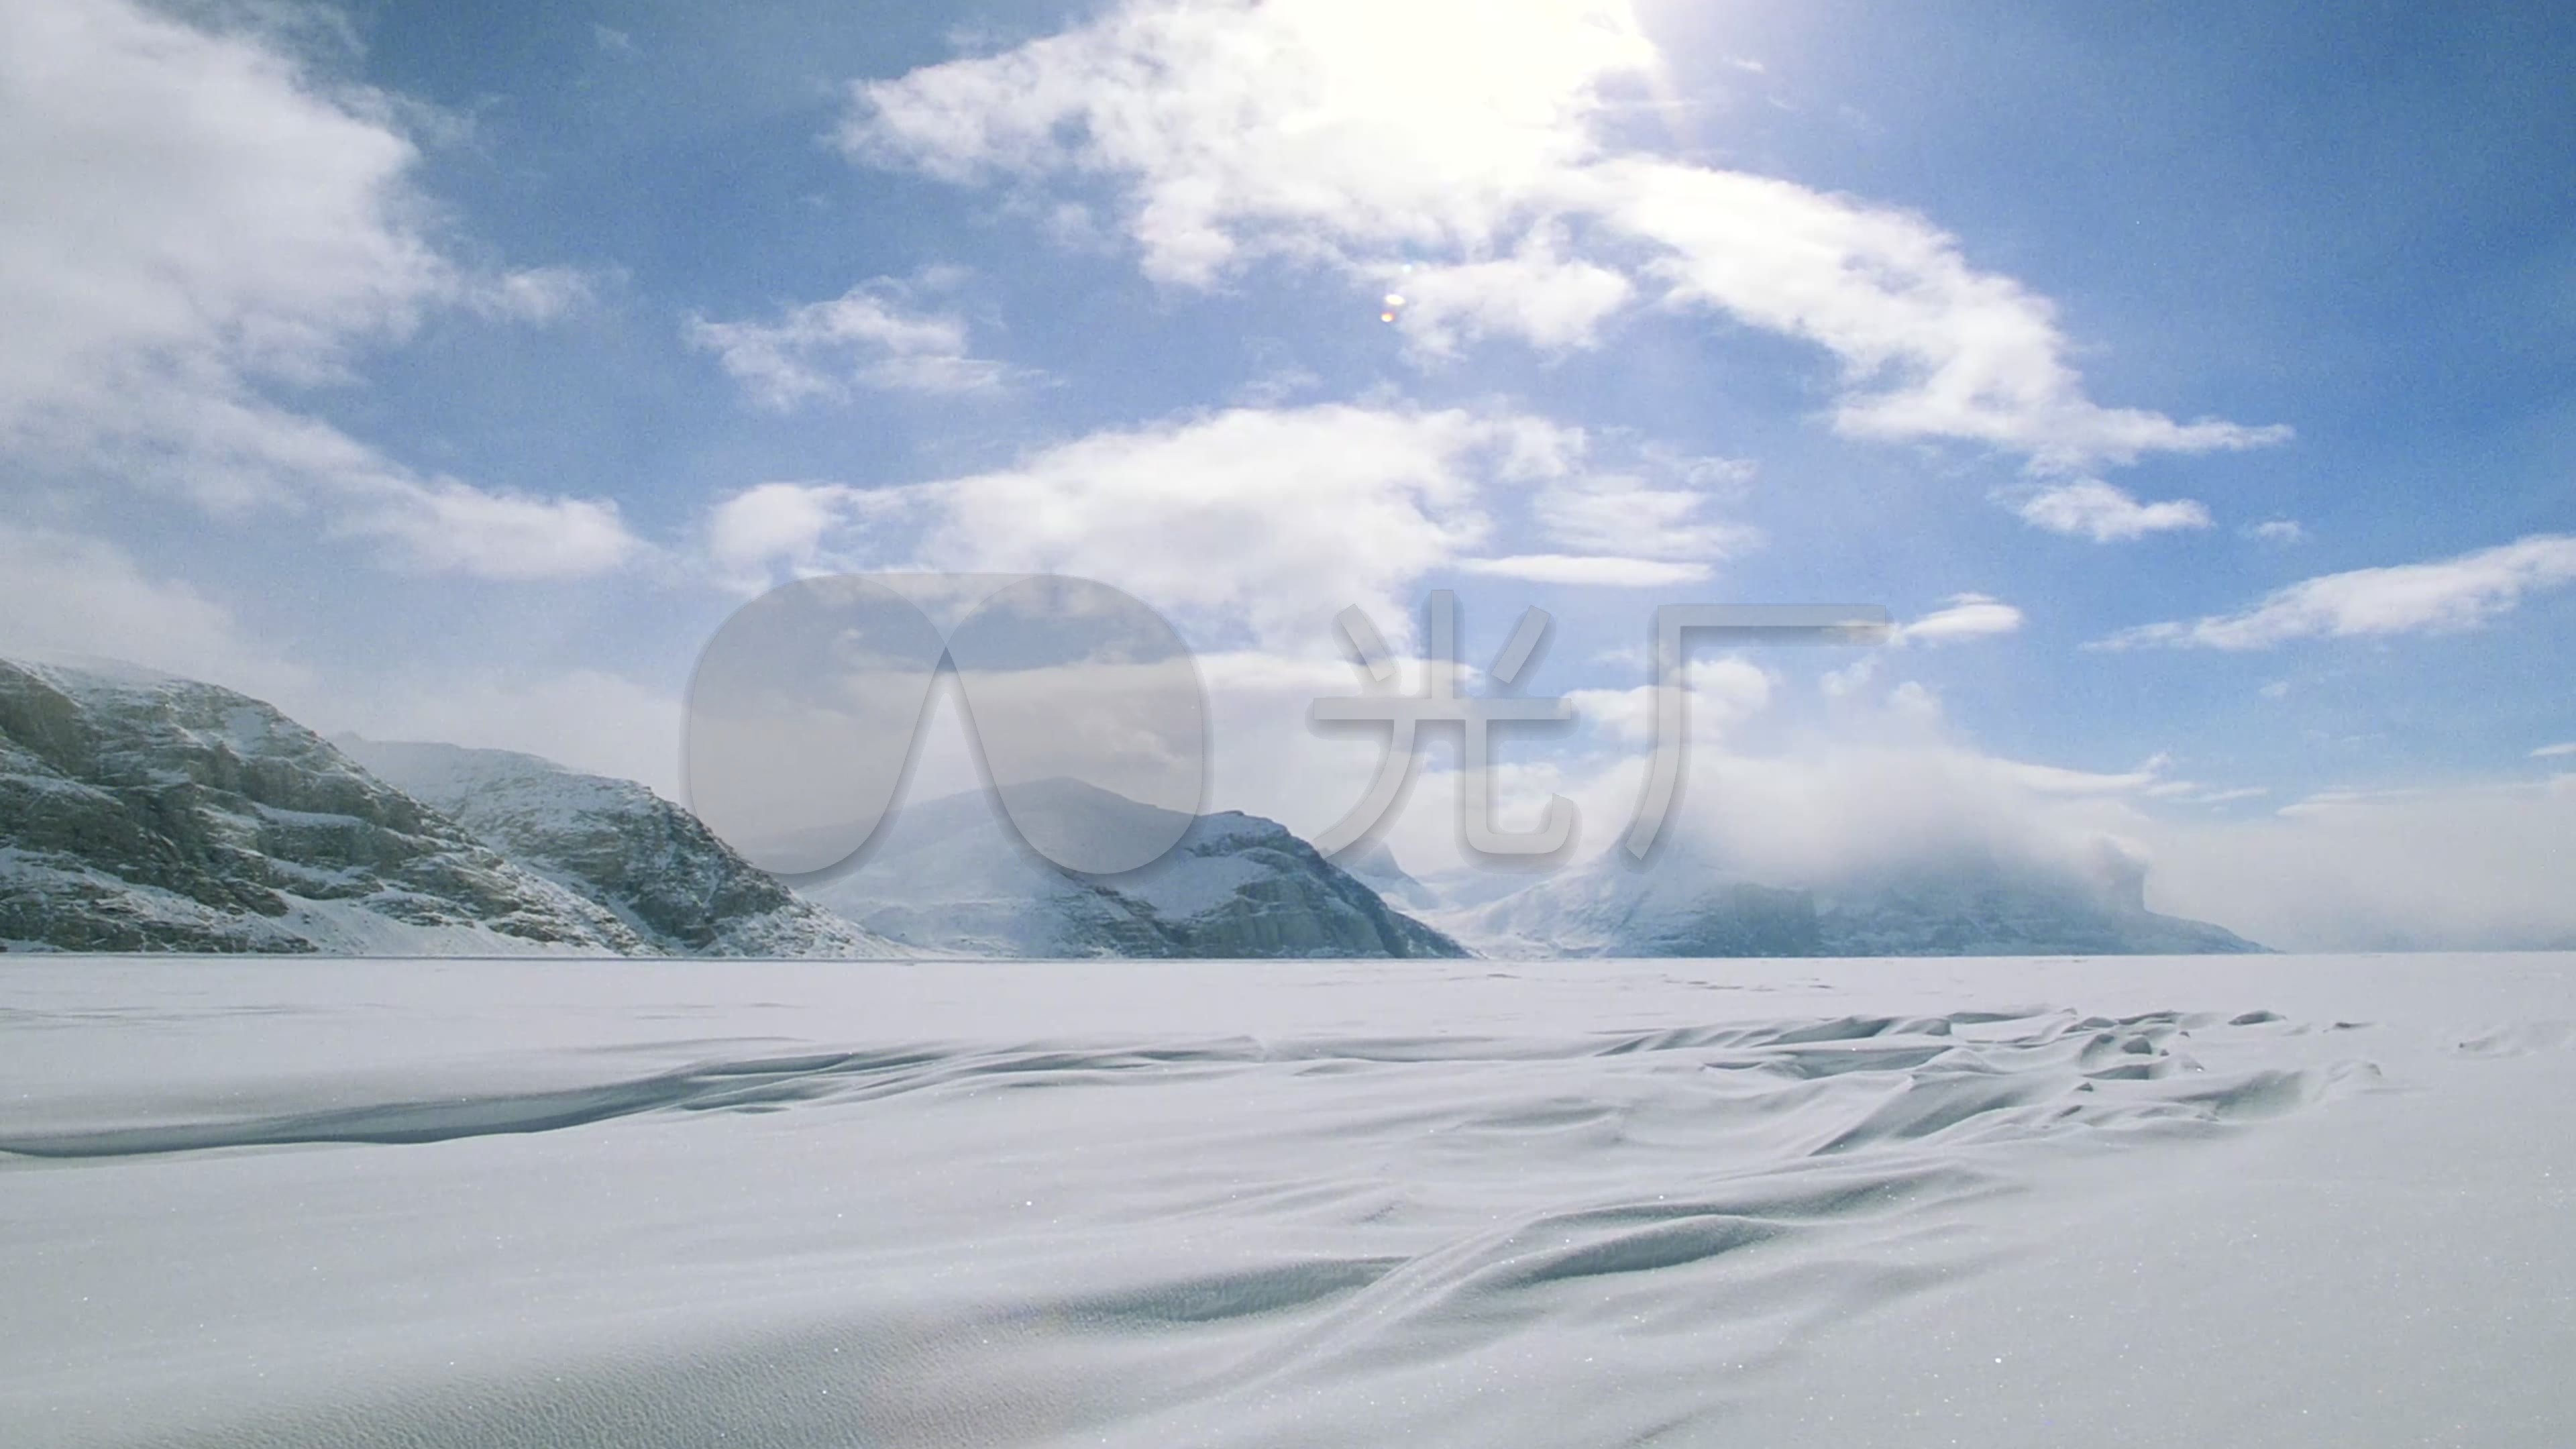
[809,784,1466,959]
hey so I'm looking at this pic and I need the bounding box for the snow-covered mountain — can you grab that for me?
[0,659,651,955]
[808,779,1467,959]
[1448,835,2262,957]
[336,738,899,959]
[1,655,2258,960]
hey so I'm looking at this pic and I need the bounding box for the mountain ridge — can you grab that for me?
[807,778,1470,959]
[335,736,902,958]
[1,656,2263,959]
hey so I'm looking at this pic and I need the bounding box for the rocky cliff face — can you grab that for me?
[337,738,897,958]
[0,660,648,954]
[808,780,1467,959]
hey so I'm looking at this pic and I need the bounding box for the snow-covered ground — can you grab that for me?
[2,953,2571,1446]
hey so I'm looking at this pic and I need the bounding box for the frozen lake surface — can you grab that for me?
[3,954,2572,1447]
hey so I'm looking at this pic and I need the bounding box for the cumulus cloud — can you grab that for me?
[686,277,1012,407]
[846,0,2286,474]
[2102,533,2576,649]
[1892,593,2024,646]
[846,0,1648,280]
[701,405,1570,652]
[1589,161,2286,470]
[2006,480,2213,541]
[0,0,637,578]
[1389,233,1635,356]
[2247,518,2306,543]
[700,404,1774,644]
[703,481,877,580]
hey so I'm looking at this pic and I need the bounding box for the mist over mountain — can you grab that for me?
[3,657,2263,959]
[1444,830,2261,958]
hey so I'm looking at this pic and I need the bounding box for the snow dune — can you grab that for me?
[1,954,2571,1446]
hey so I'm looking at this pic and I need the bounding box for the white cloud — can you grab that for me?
[0,522,313,702]
[338,480,639,580]
[848,0,2286,473]
[1566,657,1774,743]
[2006,479,2213,541]
[331,667,690,802]
[0,0,637,579]
[0,0,437,419]
[1456,555,1710,587]
[2532,743,2576,759]
[2247,518,2306,543]
[1591,160,2286,470]
[686,278,1012,407]
[1526,459,1760,564]
[1989,753,2169,796]
[1819,655,1879,700]
[847,0,1651,283]
[910,406,1505,652]
[705,482,867,577]
[1892,592,2023,645]
[710,405,1564,653]
[464,265,599,323]
[2102,534,2576,649]
[700,406,1762,650]
[1390,233,1634,355]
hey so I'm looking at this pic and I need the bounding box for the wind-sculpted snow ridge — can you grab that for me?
[7,953,2571,1448]
[0,1006,2365,1161]
[0,1009,2379,1447]
[0,1005,2369,1444]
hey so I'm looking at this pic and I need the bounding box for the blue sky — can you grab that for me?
[2,0,2571,945]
